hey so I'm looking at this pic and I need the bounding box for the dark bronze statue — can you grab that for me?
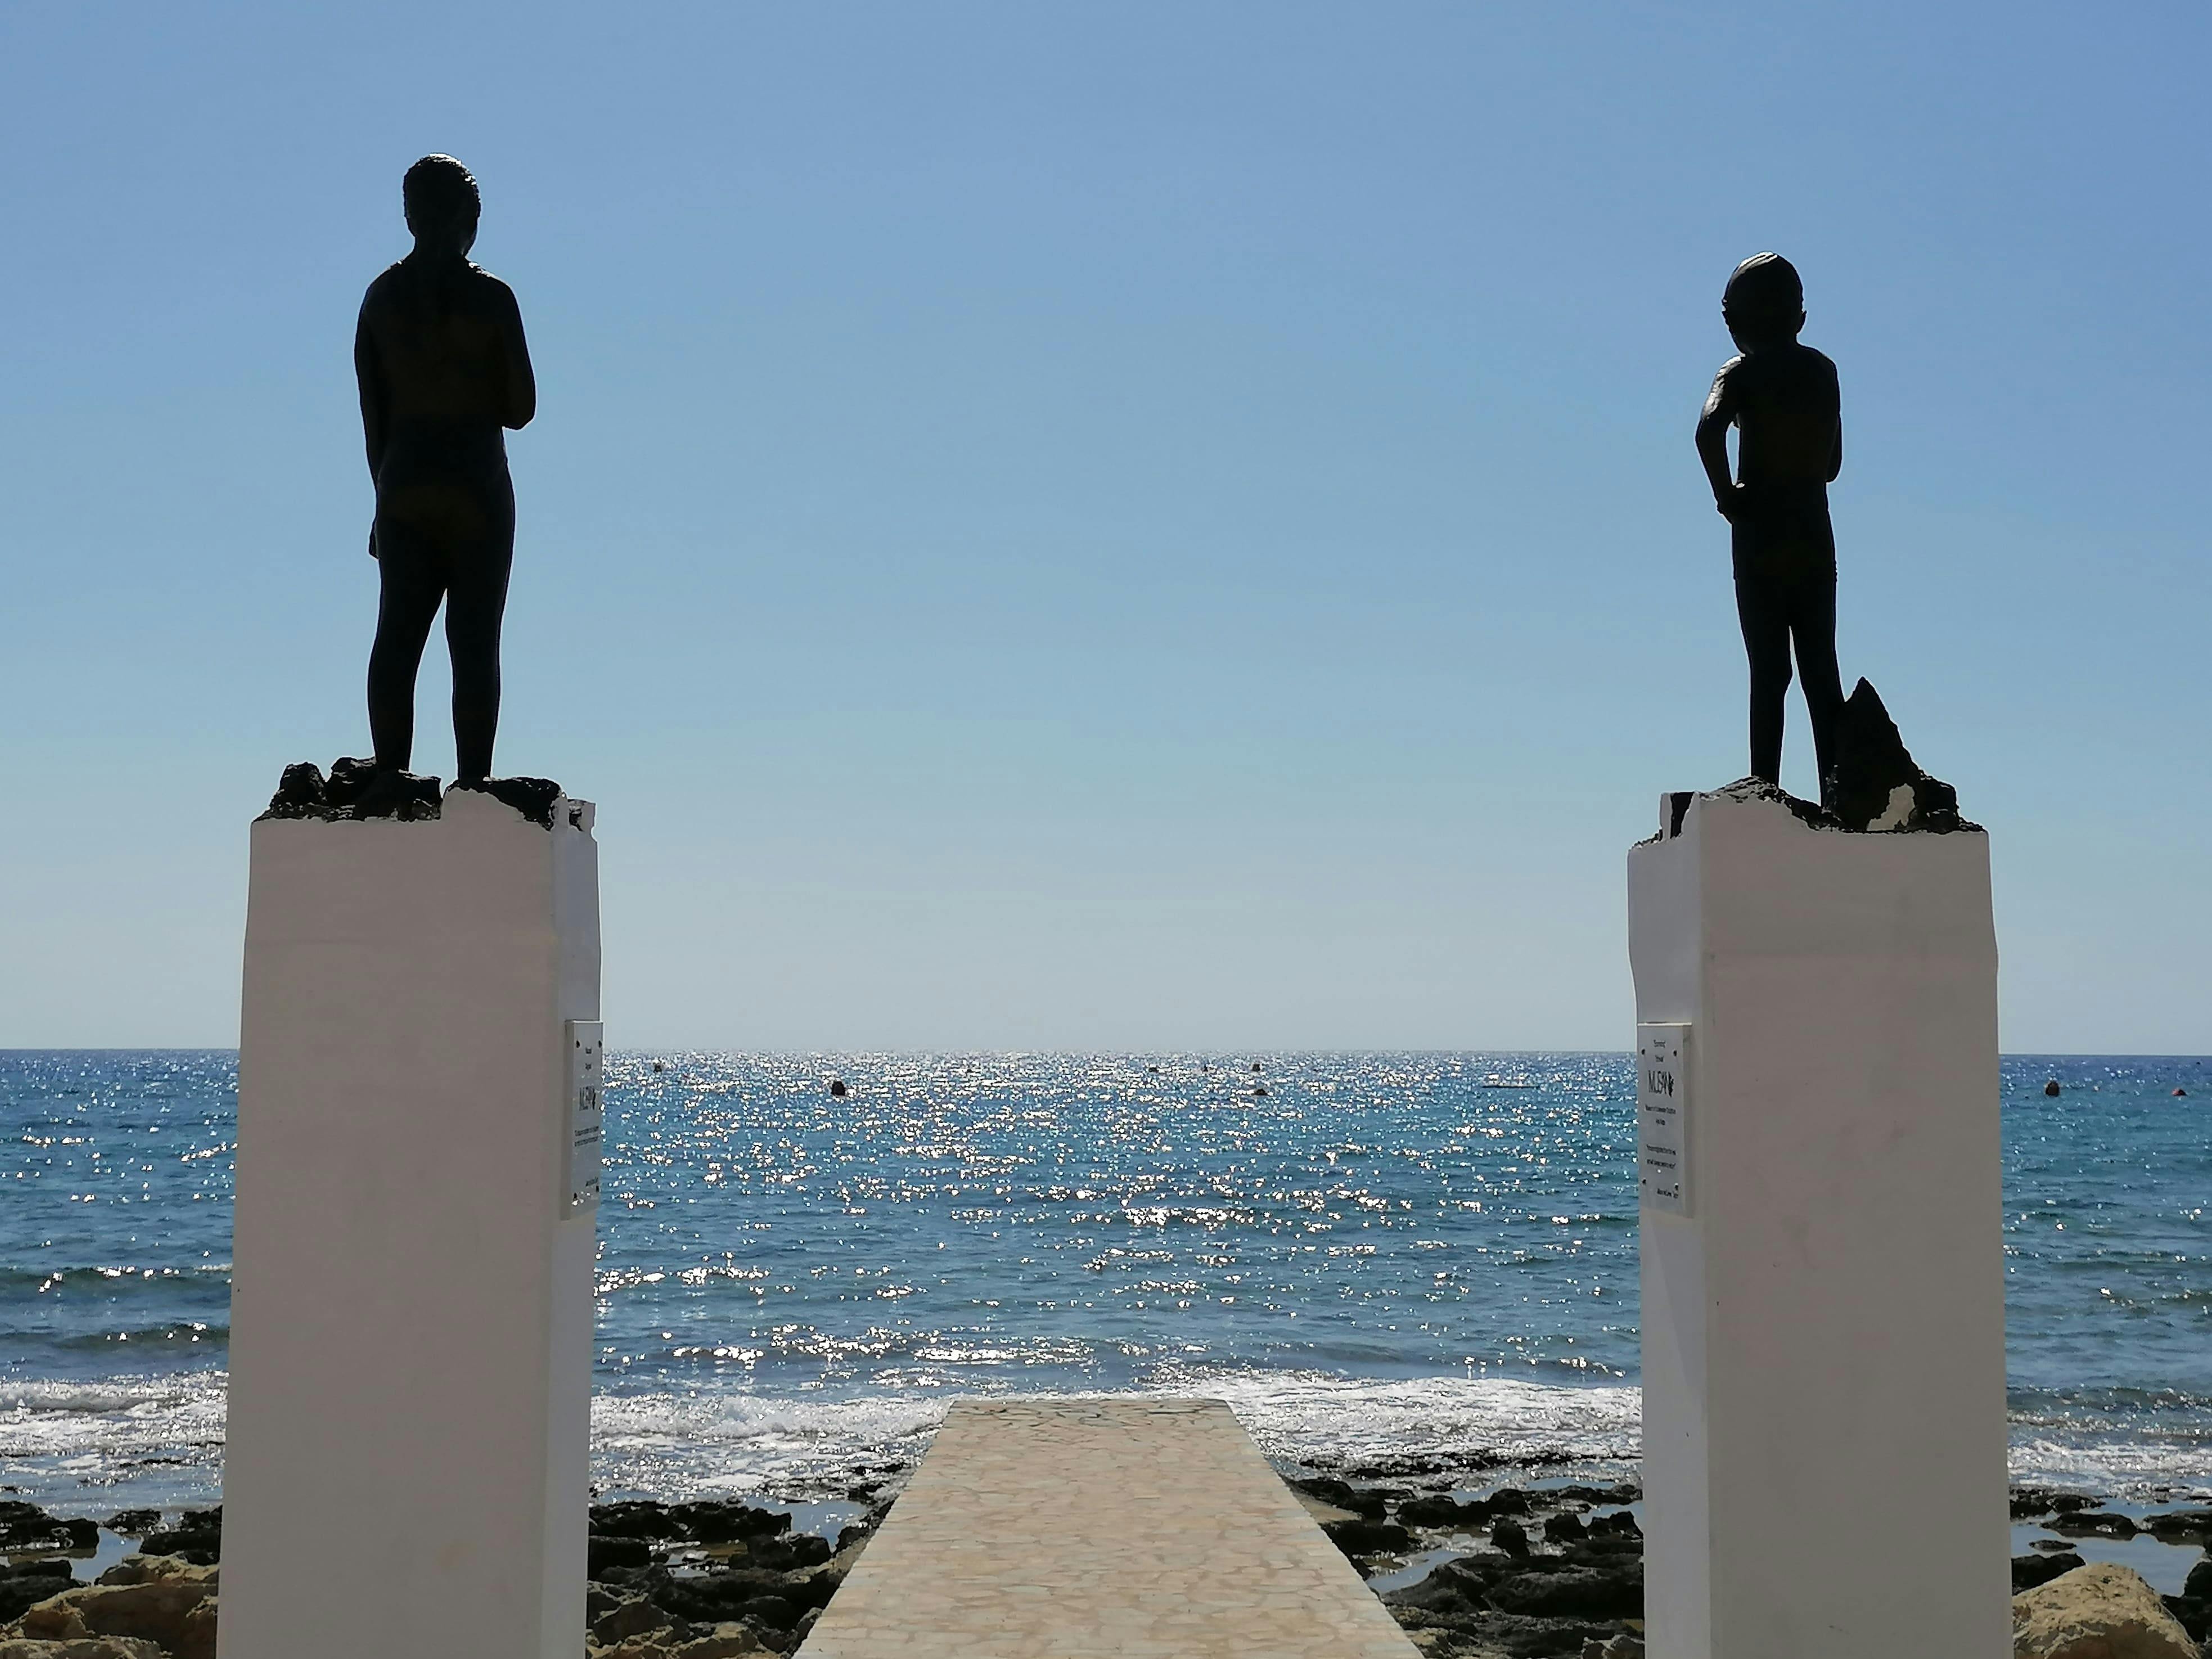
[356,155,535,787]
[1696,253,1844,794]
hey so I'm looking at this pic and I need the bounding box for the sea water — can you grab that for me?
[2,1051,2206,1511]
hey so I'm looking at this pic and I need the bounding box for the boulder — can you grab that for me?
[2012,1562,2198,1658]
[1542,1512,1588,1544]
[0,1580,76,1628]
[671,1501,789,1544]
[0,1507,96,1554]
[1582,1639,1644,1659]
[1322,1516,1412,1556]
[2048,1511,2140,1540]
[736,1595,799,1631]
[589,1535,656,1575]
[592,1502,689,1541]
[1486,1564,1642,1620]
[742,1532,830,1572]
[94,1557,216,1589]
[6,1573,215,1657]
[1290,1477,1387,1519]
[2183,1558,2211,1602]
[1490,1517,1531,1558]
[670,1630,760,1658]
[98,1514,159,1539]
[594,1596,677,1644]
[2143,1511,2212,1547]
[2016,1552,2088,1593]
[2162,1594,2207,1644]
[172,1601,217,1659]
[0,1642,169,1659]
[1398,1494,1477,1530]
[137,1507,219,1562]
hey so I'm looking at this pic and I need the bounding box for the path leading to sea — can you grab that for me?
[798,1396,1418,1657]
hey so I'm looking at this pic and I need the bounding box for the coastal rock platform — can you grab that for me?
[796,1397,1418,1657]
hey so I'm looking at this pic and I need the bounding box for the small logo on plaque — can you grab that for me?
[565,1020,604,1218]
[1637,1023,1691,1215]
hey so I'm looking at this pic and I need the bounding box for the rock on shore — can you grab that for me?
[2012,1562,2200,1659]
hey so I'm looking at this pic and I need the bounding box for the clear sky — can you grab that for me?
[2,3,2205,1051]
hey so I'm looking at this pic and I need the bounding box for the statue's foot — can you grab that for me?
[327,758,443,821]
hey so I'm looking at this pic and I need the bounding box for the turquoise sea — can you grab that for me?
[2,1051,2206,1512]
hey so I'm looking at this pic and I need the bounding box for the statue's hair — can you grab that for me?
[1723,252,1803,320]
[402,155,480,229]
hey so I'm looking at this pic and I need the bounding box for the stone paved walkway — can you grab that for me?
[798,1397,1420,1658]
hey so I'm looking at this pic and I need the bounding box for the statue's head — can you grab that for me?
[403,155,480,259]
[1722,252,1805,349]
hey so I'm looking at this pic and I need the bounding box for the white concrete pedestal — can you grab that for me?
[1627,782,2008,1659]
[225,787,601,1659]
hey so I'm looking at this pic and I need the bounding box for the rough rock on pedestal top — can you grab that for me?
[1824,677,1971,833]
[260,759,571,827]
[2011,1563,2200,1659]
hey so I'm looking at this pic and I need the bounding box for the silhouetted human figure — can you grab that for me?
[1695,253,1844,793]
[357,155,535,785]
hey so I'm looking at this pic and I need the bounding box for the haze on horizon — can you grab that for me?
[2,3,2205,1054]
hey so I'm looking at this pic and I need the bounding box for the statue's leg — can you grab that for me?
[367,519,447,774]
[1733,530,1790,785]
[444,479,516,785]
[1791,543,1845,801]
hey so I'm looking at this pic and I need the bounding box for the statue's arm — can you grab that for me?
[498,282,536,430]
[1695,368,1738,514]
[354,299,387,483]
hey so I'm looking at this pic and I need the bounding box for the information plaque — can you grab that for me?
[1637,1022,1691,1215]
[564,1021,603,1218]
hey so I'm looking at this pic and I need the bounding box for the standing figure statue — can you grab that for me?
[1696,253,1844,795]
[357,154,535,787]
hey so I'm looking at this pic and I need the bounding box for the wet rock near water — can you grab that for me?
[2013,1550,2086,1593]
[1292,1472,1647,1657]
[584,1495,886,1657]
[136,1510,218,1568]
[0,1506,97,1554]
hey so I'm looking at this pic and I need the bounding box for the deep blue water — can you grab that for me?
[2,1051,2206,1509]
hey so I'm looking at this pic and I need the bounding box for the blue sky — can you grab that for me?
[2,3,2205,1050]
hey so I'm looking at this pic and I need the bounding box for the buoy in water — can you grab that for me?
[2043,1079,2061,1097]
[1253,1084,1269,1097]
[2174,1088,2189,1097]
[1251,1061,1262,1072]
[829,1078,848,1098]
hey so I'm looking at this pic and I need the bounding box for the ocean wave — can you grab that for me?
[7,1364,2210,1512]
[587,1371,1646,1499]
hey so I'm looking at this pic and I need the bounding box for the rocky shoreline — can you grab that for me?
[4,1478,2210,1658]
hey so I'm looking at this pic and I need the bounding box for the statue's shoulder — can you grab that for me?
[359,260,409,313]
[463,262,522,312]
